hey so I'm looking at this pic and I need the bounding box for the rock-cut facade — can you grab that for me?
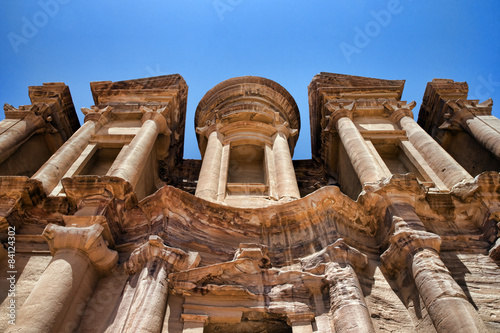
[0,73,499,332]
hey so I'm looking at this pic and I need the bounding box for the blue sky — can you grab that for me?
[1,0,499,160]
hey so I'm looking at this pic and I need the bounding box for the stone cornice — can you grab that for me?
[42,223,118,274]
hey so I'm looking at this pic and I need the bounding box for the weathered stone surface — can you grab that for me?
[1,73,499,332]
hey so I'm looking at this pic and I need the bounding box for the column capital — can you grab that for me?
[42,223,118,275]
[385,101,416,123]
[195,119,222,138]
[273,112,298,138]
[125,235,200,274]
[4,102,52,125]
[324,101,356,132]
[81,105,113,125]
[440,99,493,131]
[301,238,367,274]
[140,105,172,135]
[381,220,442,279]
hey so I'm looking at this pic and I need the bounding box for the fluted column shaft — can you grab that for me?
[272,131,300,200]
[336,117,386,185]
[9,224,118,333]
[326,263,375,333]
[195,129,224,201]
[398,115,472,187]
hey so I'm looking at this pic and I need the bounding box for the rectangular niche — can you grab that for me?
[78,147,122,176]
[226,143,268,196]
[373,141,426,182]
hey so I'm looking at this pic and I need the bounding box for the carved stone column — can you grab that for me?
[32,106,112,194]
[447,99,500,159]
[272,126,300,200]
[116,235,200,333]
[195,123,224,201]
[326,102,387,185]
[109,106,170,188]
[302,239,375,333]
[381,206,488,333]
[388,105,472,188]
[0,104,48,165]
[9,223,118,333]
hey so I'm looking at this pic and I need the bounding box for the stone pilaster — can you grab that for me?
[9,224,117,333]
[32,106,112,194]
[108,106,170,188]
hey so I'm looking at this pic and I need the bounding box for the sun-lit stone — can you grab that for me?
[0,73,498,332]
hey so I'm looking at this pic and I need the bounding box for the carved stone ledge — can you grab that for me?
[42,223,118,274]
[451,171,500,200]
[125,235,200,274]
[286,312,315,326]
[301,238,368,274]
[181,314,209,324]
[62,215,115,248]
[233,243,271,268]
[61,175,138,210]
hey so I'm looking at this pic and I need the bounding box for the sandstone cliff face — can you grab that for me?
[0,73,499,332]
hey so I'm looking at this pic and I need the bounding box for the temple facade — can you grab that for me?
[0,73,499,332]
